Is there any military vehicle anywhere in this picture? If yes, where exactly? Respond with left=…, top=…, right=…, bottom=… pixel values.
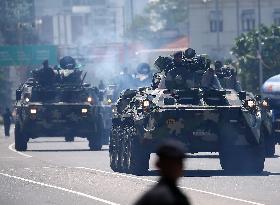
left=246, top=93, right=275, bottom=157
left=262, top=74, right=280, bottom=150
left=14, top=57, right=104, bottom=151
left=109, top=49, right=265, bottom=175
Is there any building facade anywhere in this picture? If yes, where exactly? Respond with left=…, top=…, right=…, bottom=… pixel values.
left=189, top=0, right=280, bottom=59
left=34, top=0, right=125, bottom=47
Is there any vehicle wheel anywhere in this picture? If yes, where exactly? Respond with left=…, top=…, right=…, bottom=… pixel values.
left=89, top=136, right=102, bottom=151
left=263, top=129, right=275, bottom=157
left=102, top=129, right=110, bottom=145
left=88, top=114, right=104, bottom=151
left=109, top=126, right=121, bottom=172
left=65, top=136, right=74, bottom=142
left=219, top=123, right=265, bottom=174
left=125, top=127, right=149, bottom=175
left=14, top=123, right=28, bottom=151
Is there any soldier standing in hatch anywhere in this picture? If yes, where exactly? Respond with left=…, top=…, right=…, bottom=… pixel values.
left=37, top=60, right=55, bottom=86
left=134, top=63, right=153, bottom=88
left=116, top=66, right=135, bottom=93
left=201, top=64, right=222, bottom=90
left=165, top=51, right=187, bottom=89
left=224, top=68, right=242, bottom=92
left=2, top=108, right=13, bottom=137
left=134, top=140, right=191, bottom=205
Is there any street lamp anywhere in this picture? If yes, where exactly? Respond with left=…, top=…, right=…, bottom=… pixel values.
left=257, top=0, right=263, bottom=90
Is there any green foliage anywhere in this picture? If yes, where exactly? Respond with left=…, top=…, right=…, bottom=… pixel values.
left=231, top=25, right=280, bottom=93
left=126, top=0, right=188, bottom=42
left=145, top=0, right=188, bottom=30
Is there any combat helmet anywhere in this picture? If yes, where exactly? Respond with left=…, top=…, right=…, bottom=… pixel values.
left=137, top=63, right=151, bottom=74
left=59, top=56, right=76, bottom=69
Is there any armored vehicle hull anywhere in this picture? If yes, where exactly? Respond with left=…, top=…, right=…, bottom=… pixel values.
left=109, top=88, right=265, bottom=175
left=14, top=77, right=104, bottom=151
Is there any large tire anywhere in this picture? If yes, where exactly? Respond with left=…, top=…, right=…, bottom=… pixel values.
left=109, top=127, right=121, bottom=172
left=123, top=126, right=150, bottom=175
left=89, top=136, right=102, bottom=151
left=263, top=128, right=275, bottom=157
left=14, top=123, right=27, bottom=151
left=65, top=136, right=74, bottom=142
left=219, top=123, right=265, bottom=174
left=88, top=114, right=104, bottom=151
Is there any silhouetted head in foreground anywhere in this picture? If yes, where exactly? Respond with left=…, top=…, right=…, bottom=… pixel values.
left=156, top=140, right=187, bottom=182
left=134, top=140, right=191, bottom=205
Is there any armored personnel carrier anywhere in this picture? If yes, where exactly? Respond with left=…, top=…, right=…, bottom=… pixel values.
left=14, top=57, right=104, bottom=151
left=109, top=49, right=265, bottom=175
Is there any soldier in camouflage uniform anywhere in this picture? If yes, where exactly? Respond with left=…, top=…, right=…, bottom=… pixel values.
left=201, top=65, right=222, bottom=90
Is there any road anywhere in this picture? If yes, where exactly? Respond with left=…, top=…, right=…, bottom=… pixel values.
left=0, top=125, right=279, bottom=205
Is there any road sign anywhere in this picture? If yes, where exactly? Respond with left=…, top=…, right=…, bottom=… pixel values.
left=0, top=45, right=58, bottom=66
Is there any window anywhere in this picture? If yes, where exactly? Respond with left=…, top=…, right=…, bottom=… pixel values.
left=241, top=9, right=255, bottom=32
left=273, top=9, right=280, bottom=26
left=209, top=10, right=223, bottom=32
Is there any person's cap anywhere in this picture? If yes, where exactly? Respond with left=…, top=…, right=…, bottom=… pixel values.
left=156, top=140, right=187, bottom=159
left=137, top=63, right=150, bottom=74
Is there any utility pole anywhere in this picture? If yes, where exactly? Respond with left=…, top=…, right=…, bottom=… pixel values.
left=215, top=0, right=221, bottom=58
left=258, top=0, right=263, bottom=90
left=187, top=0, right=190, bottom=47
left=236, top=0, right=240, bottom=37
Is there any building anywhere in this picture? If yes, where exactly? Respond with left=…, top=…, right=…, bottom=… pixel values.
left=188, top=0, right=280, bottom=60
left=34, top=0, right=125, bottom=47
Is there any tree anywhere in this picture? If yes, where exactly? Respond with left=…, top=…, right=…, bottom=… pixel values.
left=126, top=0, right=188, bottom=44
left=145, top=0, right=188, bottom=31
left=231, top=25, right=280, bottom=93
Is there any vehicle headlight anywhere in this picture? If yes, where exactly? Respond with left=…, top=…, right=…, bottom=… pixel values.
left=107, top=98, right=112, bottom=104
left=81, top=108, right=88, bottom=113
left=25, top=97, right=30, bottom=102
left=262, top=100, right=268, bottom=107
left=30, top=108, right=37, bottom=114
left=247, top=100, right=255, bottom=107
left=143, top=100, right=150, bottom=107
left=87, top=97, right=93, bottom=103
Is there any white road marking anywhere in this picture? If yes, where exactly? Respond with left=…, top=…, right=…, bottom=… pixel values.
left=75, top=167, right=265, bottom=205
left=8, top=143, right=32, bottom=158
left=0, top=172, right=120, bottom=205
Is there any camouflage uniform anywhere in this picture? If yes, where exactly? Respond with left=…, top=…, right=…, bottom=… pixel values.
left=201, top=69, right=222, bottom=90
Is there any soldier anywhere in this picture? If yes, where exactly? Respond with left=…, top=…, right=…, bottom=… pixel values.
left=201, top=65, right=222, bottom=90
left=134, top=63, right=153, bottom=87
left=2, top=108, right=13, bottom=137
left=153, top=56, right=173, bottom=89
left=36, top=60, right=55, bottom=86
left=214, top=60, right=224, bottom=79
left=98, top=80, right=106, bottom=90
left=134, top=140, right=191, bottom=205
left=224, top=68, right=242, bottom=92
left=116, top=67, right=135, bottom=92
left=59, top=56, right=82, bottom=84
left=165, top=51, right=194, bottom=89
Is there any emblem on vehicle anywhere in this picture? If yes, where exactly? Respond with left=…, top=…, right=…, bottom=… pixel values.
left=166, top=118, right=184, bottom=135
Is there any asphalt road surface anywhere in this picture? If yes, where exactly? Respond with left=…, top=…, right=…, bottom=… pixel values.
left=0, top=125, right=280, bottom=205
